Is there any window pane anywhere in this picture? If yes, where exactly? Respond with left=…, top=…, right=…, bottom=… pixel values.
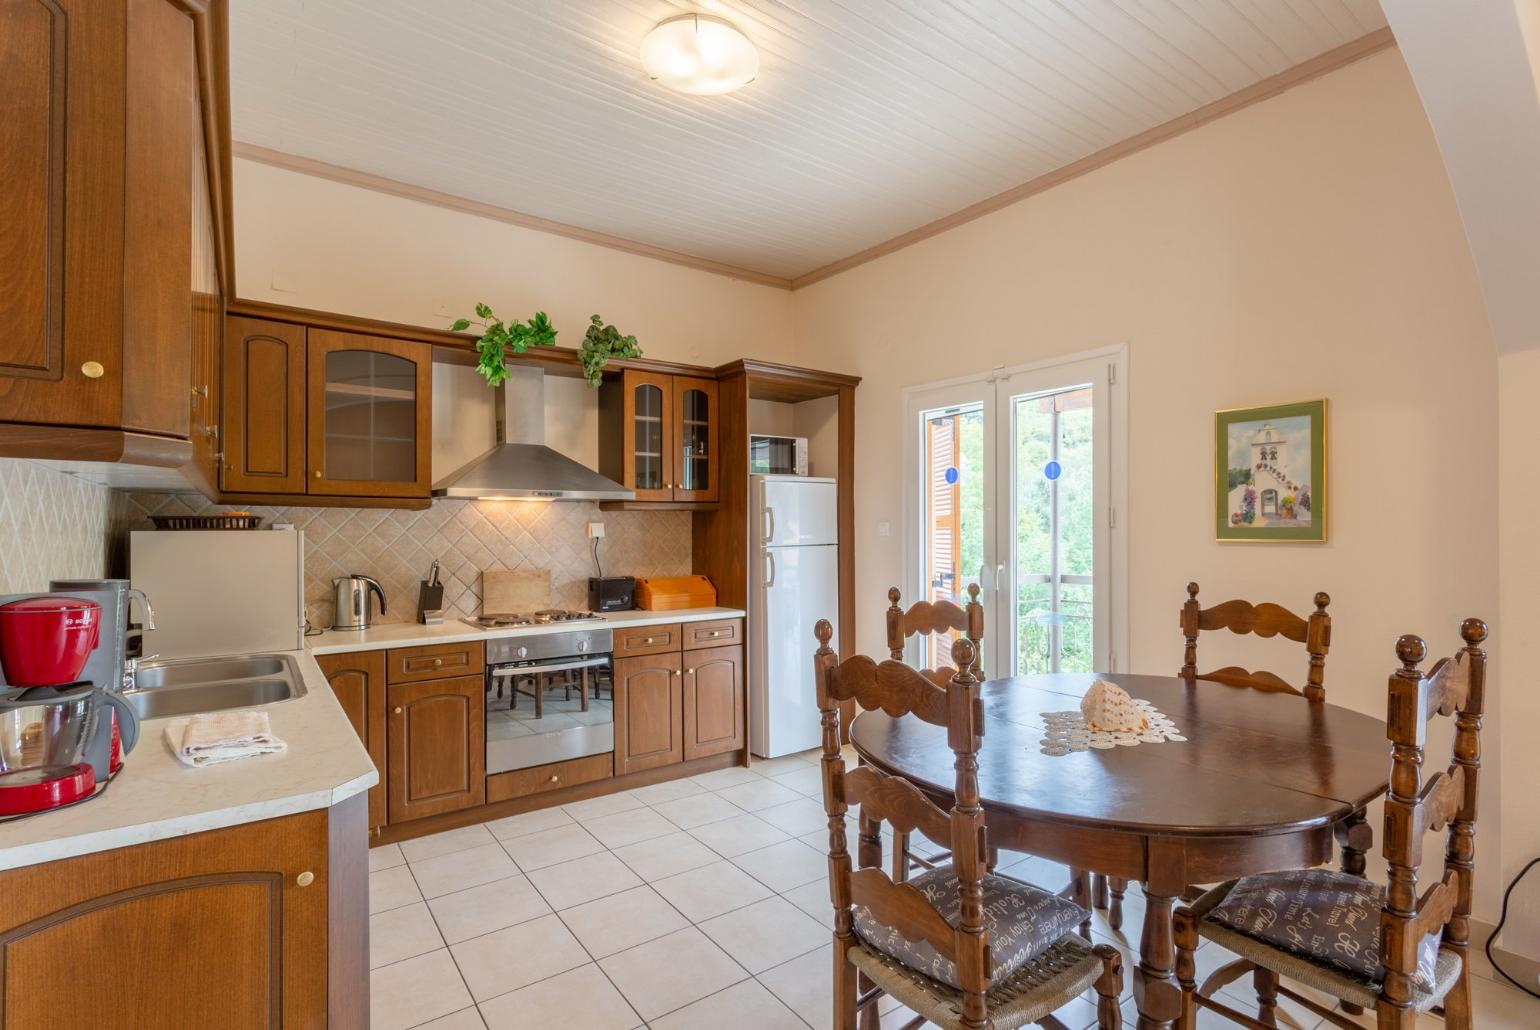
left=921, top=405, right=983, bottom=669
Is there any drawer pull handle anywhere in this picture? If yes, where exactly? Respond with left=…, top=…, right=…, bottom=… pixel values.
left=296, top=871, right=315, bottom=887
left=432, top=658, right=444, bottom=668
left=549, top=774, right=560, bottom=783
left=640, top=637, right=656, bottom=645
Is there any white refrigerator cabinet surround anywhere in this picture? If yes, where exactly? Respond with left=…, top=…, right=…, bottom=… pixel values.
left=129, top=530, right=306, bottom=658
left=751, top=475, right=838, bottom=758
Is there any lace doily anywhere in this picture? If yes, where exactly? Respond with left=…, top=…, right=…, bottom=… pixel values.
left=1038, top=698, right=1185, bottom=756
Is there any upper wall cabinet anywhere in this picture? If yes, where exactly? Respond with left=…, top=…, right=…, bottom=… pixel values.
left=599, top=370, right=719, bottom=505
left=221, top=319, right=432, bottom=502
left=0, top=0, right=226, bottom=466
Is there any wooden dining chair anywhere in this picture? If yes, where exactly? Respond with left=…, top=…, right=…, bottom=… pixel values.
left=1172, top=618, right=1488, bottom=1029
left=813, top=622, right=1123, bottom=1030
left=1089, top=582, right=1336, bottom=934
left=884, top=584, right=983, bottom=884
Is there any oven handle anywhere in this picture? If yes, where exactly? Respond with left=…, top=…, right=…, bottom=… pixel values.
left=489, top=656, right=611, bottom=677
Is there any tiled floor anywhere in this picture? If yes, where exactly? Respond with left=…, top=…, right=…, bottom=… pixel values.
left=369, top=748, right=1540, bottom=1029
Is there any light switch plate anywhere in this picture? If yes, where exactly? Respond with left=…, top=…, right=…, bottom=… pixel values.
left=877, top=521, right=891, bottom=537
left=586, top=521, right=605, bottom=538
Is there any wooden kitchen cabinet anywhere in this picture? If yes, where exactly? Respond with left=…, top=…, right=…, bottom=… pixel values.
left=0, top=801, right=367, bottom=1029
left=599, top=370, right=718, bottom=504
left=316, top=650, right=388, bottom=833
left=0, top=0, right=226, bottom=464
left=613, top=652, right=684, bottom=774
left=387, top=675, right=485, bottom=822
left=219, top=322, right=433, bottom=501
left=683, top=644, right=744, bottom=760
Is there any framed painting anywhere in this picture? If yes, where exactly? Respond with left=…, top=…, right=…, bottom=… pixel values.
left=1215, top=399, right=1326, bottom=542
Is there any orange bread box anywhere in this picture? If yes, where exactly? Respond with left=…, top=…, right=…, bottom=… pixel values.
left=635, top=575, right=717, bottom=611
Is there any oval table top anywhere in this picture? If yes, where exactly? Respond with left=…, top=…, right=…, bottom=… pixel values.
left=849, top=672, right=1390, bottom=839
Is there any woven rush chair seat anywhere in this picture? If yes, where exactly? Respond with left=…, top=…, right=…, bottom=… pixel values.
left=848, top=933, right=1106, bottom=1030
left=1189, top=879, right=1463, bottom=1014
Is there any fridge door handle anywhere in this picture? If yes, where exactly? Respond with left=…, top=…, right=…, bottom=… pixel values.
left=765, top=550, right=776, bottom=588
left=762, top=506, right=775, bottom=546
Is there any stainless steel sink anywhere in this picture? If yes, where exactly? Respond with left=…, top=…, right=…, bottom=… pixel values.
left=122, top=653, right=306, bottom=720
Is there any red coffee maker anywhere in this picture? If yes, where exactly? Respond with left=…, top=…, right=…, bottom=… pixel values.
left=0, top=597, right=139, bottom=816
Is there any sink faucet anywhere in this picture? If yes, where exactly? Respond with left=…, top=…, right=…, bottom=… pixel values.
left=123, top=654, right=160, bottom=692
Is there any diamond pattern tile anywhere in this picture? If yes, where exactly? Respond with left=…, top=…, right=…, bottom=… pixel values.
left=0, top=459, right=111, bottom=594
left=112, top=493, right=692, bottom=626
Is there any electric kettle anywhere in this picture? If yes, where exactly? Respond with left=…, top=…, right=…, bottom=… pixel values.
left=331, top=575, right=387, bottom=631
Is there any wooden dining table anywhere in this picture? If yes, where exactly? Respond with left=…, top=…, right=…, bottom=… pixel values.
left=848, top=671, right=1391, bottom=1030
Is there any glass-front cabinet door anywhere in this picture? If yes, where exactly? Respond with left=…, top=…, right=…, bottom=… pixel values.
left=672, top=376, right=718, bottom=502
left=306, top=329, right=432, bottom=497
left=623, top=371, right=675, bottom=502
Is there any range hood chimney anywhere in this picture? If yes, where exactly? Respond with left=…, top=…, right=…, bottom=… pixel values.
left=432, top=366, right=634, bottom=501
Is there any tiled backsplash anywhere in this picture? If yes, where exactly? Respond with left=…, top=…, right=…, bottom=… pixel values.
left=0, top=460, right=111, bottom=594
left=112, top=493, right=692, bottom=627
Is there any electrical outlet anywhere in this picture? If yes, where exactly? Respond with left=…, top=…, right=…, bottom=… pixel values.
left=877, top=521, right=891, bottom=538
left=586, top=521, right=605, bottom=539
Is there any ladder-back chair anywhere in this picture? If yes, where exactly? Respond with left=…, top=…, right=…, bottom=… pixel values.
left=884, top=584, right=984, bottom=884
left=1173, top=618, right=1488, bottom=1029
left=814, top=622, right=1122, bottom=1030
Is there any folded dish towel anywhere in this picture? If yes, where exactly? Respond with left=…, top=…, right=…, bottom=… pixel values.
left=165, top=711, right=288, bottom=767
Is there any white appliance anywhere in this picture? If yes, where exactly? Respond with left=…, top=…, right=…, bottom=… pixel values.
left=129, top=530, right=306, bottom=658
left=750, top=475, right=838, bottom=757
left=749, top=434, right=809, bottom=476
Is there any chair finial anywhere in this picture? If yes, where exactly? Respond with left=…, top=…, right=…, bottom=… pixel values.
left=1460, top=618, right=1488, bottom=646
left=966, top=582, right=980, bottom=604
left=1395, top=634, right=1426, bottom=669
left=950, top=637, right=976, bottom=675
left=814, top=619, right=833, bottom=652
left=1314, top=591, right=1330, bottom=612
left=1186, top=581, right=1200, bottom=600
left=887, top=587, right=901, bottom=608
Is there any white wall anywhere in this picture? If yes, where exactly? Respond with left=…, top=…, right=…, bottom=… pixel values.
left=792, top=49, right=1507, bottom=921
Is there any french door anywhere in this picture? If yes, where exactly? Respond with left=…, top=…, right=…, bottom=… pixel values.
left=905, top=348, right=1126, bottom=676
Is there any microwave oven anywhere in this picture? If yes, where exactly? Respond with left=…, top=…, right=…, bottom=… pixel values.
left=749, top=434, right=808, bottom=476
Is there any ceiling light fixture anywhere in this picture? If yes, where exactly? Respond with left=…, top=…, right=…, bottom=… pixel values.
left=640, top=13, right=758, bottom=95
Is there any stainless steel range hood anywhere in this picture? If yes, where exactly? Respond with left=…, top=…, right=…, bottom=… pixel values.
left=432, top=366, right=634, bottom=501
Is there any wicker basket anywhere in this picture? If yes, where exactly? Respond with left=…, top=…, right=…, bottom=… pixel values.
left=149, top=513, right=263, bottom=531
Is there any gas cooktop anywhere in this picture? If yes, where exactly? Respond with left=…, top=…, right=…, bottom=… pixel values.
left=461, top=609, right=604, bottom=629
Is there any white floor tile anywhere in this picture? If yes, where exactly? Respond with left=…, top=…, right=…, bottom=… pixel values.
left=652, top=860, right=775, bottom=922
left=755, top=796, right=830, bottom=836
left=758, top=943, right=833, bottom=1030
left=412, top=843, right=521, bottom=900
left=780, top=879, right=834, bottom=928
left=525, top=850, right=642, bottom=911
left=750, top=753, right=820, bottom=777
left=581, top=806, right=678, bottom=849
left=689, top=813, right=789, bottom=857
left=627, top=778, right=707, bottom=805
left=427, top=874, right=550, bottom=945
left=611, top=831, right=721, bottom=882
left=732, top=838, right=829, bottom=892
left=769, top=764, right=826, bottom=797
left=690, top=765, right=765, bottom=790
left=714, top=778, right=804, bottom=812
left=484, top=806, right=574, bottom=841
left=369, top=949, right=473, bottom=1030
left=477, top=963, right=640, bottom=1030
left=449, top=913, right=590, bottom=1002
left=370, top=864, right=423, bottom=914
left=650, top=977, right=806, bottom=1030
left=559, top=884, right=689, bottom=958
left=369, top=842, right=405, bottom=872
left=498, top=822, right=605, bottom=871
left=370, top=901, right=445, bottom=969
left=563, top=791, right=644, bottom=821
left=399, top=823, right=497, bottom=864
left=598, top=926, right=749, bottom=1021
left=411, top=1007, right=485, bottom=1029
left=697, top=895, right=828, bottom=973
left=651, top=792, right=744, bottom=829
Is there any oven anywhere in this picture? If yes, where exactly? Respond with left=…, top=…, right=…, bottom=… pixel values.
left=483, top=626, right=614, bottom=775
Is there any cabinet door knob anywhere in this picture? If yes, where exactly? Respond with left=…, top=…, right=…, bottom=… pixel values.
left=673, top=669, right=681, bottom=678
left=549, top=774, right=560, bottom=783
left=314, top=470, right=323, bottom=478
left=393, top=707, right=403, bottom=714
left=81, top=361, right=105, bottom=379
left=432, top=658, right=443, bottom=668
left=296, top=871, right=315, bottom=887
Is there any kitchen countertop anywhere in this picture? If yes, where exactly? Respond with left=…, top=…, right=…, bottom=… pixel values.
left=306, top=606, right=747, bottom=654
left=0, top=650, right=377, bottom=872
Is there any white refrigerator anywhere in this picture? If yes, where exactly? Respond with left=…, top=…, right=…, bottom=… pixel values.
left=750, top=475, right=838, bottom=758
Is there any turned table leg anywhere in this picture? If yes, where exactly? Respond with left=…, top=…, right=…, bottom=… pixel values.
left=1336, top=809, right=1372, bottom=1016
left=1135, top=887, right=1183, bottom=1030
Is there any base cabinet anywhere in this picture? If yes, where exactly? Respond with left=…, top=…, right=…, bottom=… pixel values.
left=613, top=653, right=684, bottom=774
left=387, top=675, right=485, bottom=822
left=684, top=644, right=744, bottom=760
left=0, top=802, right=366, bottom=1029
left=317, top=650, right=388, bottom=834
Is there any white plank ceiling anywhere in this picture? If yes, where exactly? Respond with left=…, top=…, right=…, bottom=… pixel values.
left=230, top=0, right=1388, bottom=281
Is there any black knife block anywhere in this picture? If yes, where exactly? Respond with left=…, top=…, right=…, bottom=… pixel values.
left=417, top=580, right=445, bottom=622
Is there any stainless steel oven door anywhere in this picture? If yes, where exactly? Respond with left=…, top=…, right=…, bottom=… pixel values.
left=484, top=653, right=613, bottom=775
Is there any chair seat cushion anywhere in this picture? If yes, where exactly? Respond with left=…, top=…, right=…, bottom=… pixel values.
left=1206, top=869, right=1439, bottom=989
left=852, top=865, right=1089, bottom=991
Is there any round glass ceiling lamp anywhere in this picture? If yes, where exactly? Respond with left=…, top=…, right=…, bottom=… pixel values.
left=640, top=14, right=758, bottom=95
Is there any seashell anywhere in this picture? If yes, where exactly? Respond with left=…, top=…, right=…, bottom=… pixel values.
left=1079, top=679, right=1149, bottom=733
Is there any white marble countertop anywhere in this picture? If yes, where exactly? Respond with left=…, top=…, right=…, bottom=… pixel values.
left=0, top=650, right=377, bottom=872
left=306, top=606, right=747, bottom=655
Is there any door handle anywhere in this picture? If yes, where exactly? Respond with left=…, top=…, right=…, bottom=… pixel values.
left=763, top=506, right=775, bottom=545
left=765, top=551, right=776, bottom=589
